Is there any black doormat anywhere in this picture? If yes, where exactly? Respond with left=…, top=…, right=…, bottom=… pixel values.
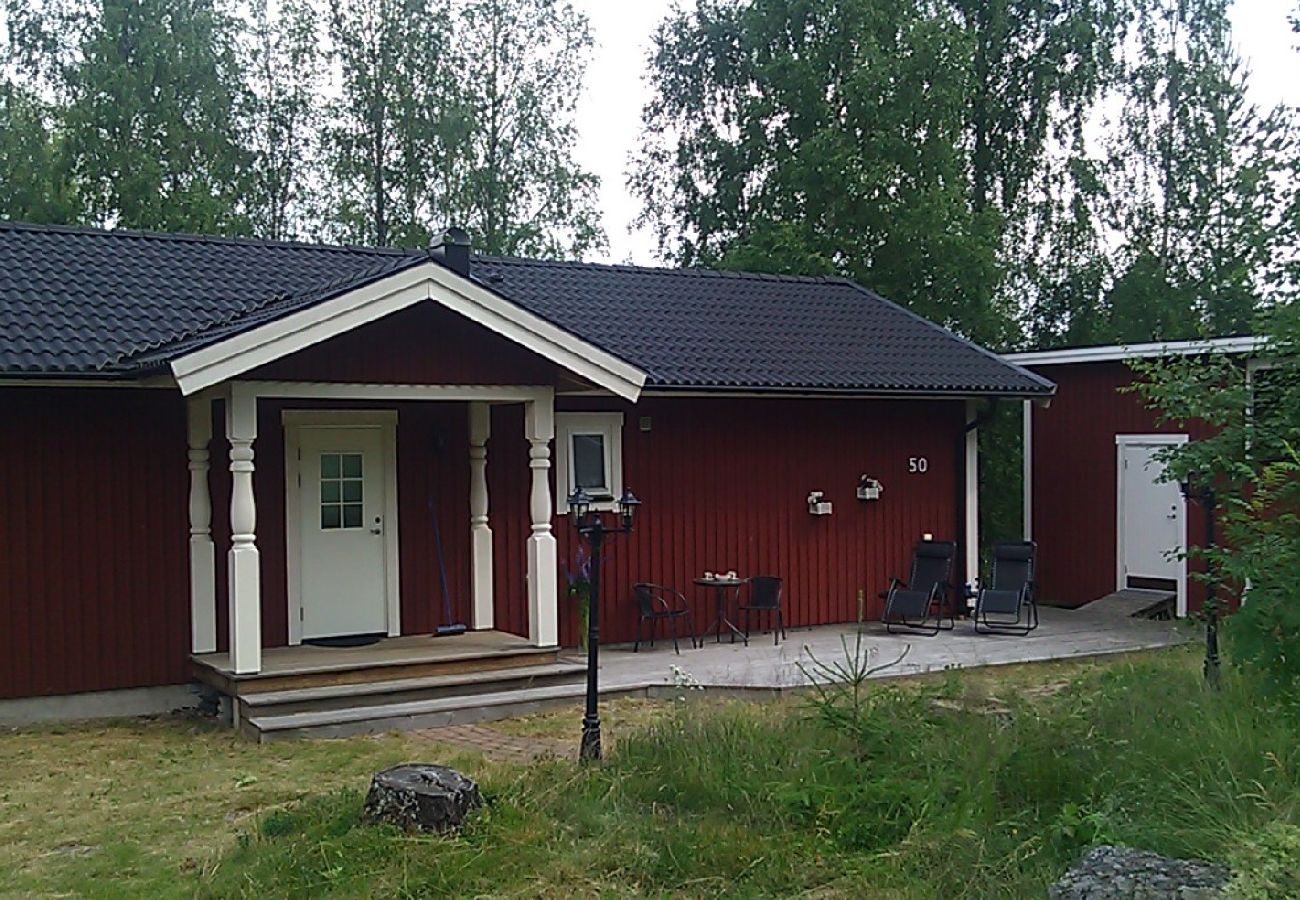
left=303, top=632, right=385, bottom=648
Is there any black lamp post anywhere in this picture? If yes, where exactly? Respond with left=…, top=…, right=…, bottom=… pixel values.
left=567, top=486, right=641, bottom=761
left=1179, top=471, right=1220, bottom=687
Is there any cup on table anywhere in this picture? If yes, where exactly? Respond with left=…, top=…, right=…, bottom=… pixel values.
left=703, top=571, right=714, bottom=580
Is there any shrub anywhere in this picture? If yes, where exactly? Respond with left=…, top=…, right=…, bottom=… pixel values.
left=1131, top=303, right=1300, bottom=693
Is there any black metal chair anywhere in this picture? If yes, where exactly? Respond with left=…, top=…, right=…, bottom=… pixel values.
left=737, top=576, right=786, bottom=645
left=973, top=541, right=1038, bottom=635
left=632, top=583, right=696, bottom=654
left=881, top=540, right=957, bottom=635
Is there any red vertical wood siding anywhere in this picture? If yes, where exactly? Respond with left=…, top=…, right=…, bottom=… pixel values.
left=1029, top=362, right=1214, bottom=610
left=489, top=397, right=966, bottom=645
left=3, top=302, right=972, bottom=699
left=0, top=388, right=190, bottom=699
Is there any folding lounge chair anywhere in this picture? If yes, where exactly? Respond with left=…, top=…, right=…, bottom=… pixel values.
left=882, top=540, right=957, bottom=635
left=973, top=541, right=1038, bottom=635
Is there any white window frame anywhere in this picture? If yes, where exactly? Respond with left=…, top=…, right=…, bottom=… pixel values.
left=555, top=412, right=624, bottom=513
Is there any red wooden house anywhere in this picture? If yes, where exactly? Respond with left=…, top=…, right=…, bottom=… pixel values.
left=1006, top=337, right=1260, bottom=618
left=0, top=222, right=1052, bottom=728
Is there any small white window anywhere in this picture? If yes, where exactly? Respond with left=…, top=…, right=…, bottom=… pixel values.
left=556, top=412, right=624, bottom=512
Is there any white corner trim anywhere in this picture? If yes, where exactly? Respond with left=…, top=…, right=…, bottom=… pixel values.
left=1022, top=399, right=1033, bottom=542
left=964, top=401, right=979, bottom=588
left=168, top=261, right=647, bottom=400
left=1114, top=433, right=1189, bottom=618
left=1004, top=336, right=1261, bottom=367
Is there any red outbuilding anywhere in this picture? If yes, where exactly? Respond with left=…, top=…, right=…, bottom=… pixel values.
left=0, top=222, right=1052, bottom=729
left=1006, top=338, right=1260, bottom=619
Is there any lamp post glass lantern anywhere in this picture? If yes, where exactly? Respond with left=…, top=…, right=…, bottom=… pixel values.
left=567, top=487, right=641, bottom=761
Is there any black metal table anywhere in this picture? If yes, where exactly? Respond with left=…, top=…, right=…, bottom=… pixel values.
left=694, top=576, right=747, bottom=646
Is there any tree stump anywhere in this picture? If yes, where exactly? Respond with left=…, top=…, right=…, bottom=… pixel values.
left=361, top=764, right=482, bottom=834
left=1050, top=846, right=1230, bottom=899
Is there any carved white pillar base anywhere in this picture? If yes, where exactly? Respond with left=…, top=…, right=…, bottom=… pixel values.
left=527, top=532, right=559, bottom=647
left=228, top=544, right=262, bottom=674
left=471, top=526, right=494, bottom=629
left=189, top=539, right=217, bottom=653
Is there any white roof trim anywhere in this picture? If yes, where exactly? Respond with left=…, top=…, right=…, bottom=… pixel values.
left=1003, top=336, right=1262, bottom=366
left=168, top=260, right=648, bottom=400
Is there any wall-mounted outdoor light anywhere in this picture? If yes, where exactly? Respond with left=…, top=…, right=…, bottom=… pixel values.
left=807, top=491, right=833, bottom=515
left=857, top=475, right=883, bottom=501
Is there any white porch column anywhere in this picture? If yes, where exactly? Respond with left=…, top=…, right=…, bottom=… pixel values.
left=187, top=396, right=217, bottom=654
left=468, top=401, right=494, bottom=630
left=524, top=393, right=559, bottom=647
left=964, top=400, right=980, bottom=591
left=226, top=384, right=261, bottom=674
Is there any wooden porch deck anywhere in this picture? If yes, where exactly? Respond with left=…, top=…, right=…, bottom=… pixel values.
left=190, top=630, right=557, bottom=696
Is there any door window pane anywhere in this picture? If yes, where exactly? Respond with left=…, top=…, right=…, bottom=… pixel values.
left=321, top=505, right=341, bottom=529
left=572, top=433, right=608, bottom=495
left=320, top=452, right=364, bottom=530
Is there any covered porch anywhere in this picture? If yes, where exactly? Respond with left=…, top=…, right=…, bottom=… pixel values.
left=184, top=381, right=565, bottom=677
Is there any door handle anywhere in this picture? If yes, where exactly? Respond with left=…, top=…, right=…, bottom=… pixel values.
left=370, top=516, right=383, bottom=535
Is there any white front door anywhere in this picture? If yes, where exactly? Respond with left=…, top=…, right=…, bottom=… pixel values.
left=1118, top=439, right=1184, bottom=588
left=298, top=426, right=391, bottom=638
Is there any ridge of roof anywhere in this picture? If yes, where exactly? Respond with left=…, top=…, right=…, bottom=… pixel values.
left=2, top=221, right=860, bottom=285
left=0, top=218, right=413, bottom=257
left=476, top=253, right=855, bottom=286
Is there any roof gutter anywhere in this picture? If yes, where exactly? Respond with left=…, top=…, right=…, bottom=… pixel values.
left=641, top=384, right=1056, bottom=400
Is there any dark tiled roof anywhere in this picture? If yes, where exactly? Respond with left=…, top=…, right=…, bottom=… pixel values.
left=0, top=221, right=1052, bottom=395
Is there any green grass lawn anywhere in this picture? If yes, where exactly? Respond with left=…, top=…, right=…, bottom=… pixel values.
left=3, top=648, right=1298, bottom=898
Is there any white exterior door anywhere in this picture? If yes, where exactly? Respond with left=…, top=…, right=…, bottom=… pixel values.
left=298, top=426, right=391, bottom=638
left=1118, top=438, right=1184, bottom=588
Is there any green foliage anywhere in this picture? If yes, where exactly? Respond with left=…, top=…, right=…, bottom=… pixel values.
left=1091, top=0, right=1296, bottom=345
left=1227, top=823, right=1300, bottom=899
left=200, top=650, right=1300, bottom=897
left=242, top=0, right=324, bottom=240
left=1131, top=303, right=1300, bottom=693
left=62, top=0, right=251, bottom=234
left=634, top=0, right=1126, bottom=346
left=435, top=0, right=605, bottom=258
left=0, top=82, right=77, bottom=222
left=636, top=0, right=1298, bottom=351
left=324, top=0, right=454, bottom=247
left=1, top=0, right=602, bottom=254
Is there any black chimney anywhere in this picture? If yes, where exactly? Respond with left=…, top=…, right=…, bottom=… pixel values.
left=431, top=226, right=471, bottom=276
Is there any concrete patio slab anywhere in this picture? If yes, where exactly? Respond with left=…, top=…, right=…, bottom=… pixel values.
left=583, top=605, right=1189, bottom=695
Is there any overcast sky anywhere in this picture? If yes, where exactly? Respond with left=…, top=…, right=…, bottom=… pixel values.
left=570, top=0, right=1300, bottom=265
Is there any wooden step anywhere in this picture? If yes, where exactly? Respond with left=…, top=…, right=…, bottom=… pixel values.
left=244, top=680, right=599, bottom=742
left=191, top=642, right=553, bottom=691
left=236, top=661, right=586, bottom=717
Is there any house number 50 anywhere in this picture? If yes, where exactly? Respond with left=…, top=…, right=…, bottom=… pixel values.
left=908, top=457, right=929, bottom=473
